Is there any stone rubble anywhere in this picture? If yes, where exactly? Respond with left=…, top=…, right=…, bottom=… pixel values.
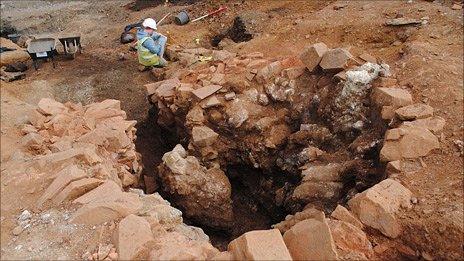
left=139, top=43, right=444, bottom=253
left=3, top=38, right=447, bottom=259
left=371, top=80, right=444, bottom=174
left=8, top=98, right=220, bottom=260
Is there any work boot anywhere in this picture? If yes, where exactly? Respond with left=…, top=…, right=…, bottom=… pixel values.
left=157, top=57, right=168, bottom=67
left=138, top=65, right=149, bottom=72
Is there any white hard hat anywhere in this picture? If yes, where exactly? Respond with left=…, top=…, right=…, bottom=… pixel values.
left=142, top=18, right=157, bottom=30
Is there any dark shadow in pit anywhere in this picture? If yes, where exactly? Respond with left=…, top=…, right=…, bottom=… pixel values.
left=198, top=165, right=296, bottom=251
left=135, top=106, right=177, bottom=190
left=135, top=107, right=291, bottom=250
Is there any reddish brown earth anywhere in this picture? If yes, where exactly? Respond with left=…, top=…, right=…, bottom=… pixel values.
left=1, top=0, right=463, bottom=260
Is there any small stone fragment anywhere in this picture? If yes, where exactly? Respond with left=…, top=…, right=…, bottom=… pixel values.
left=300, top=42, right=329, bottom=72
left=371, top=87, right=413, bottom=108
left=224, top=92, right=236, bottom=101
left=359, top=53, right=377, bottom=64
left=200, top=95, right=222, bottom=109
left=192, top=85, right=222, bottom=100
left=395, top=103, right=434, bottom=120
left=386, top=160, right=402, bottom=174
left=452, top=3, right=462, bottom=10
left=191, top=126, right=219, bottom=147
left=331, top=205, right=363, bottom=229
left=282, top=67, right=305, bottom=79
left=12, top=225, right=23, bottom=236
left=319, top=48, right=352, bottom=72
left=273, top=208, right=325, bottom=233
left=18, top=210, right=32, bottom=221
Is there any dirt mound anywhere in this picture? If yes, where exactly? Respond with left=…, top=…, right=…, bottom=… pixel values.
left=126, top=0, right=200, bottom=11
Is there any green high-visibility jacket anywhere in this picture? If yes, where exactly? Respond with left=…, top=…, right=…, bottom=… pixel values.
left=137, top=36, right=160, bottom=67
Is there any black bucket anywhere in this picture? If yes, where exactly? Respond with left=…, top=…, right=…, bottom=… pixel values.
left=175, top=11, right=190, bottom=25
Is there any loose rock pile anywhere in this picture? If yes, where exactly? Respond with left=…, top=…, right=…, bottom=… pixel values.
left=148, top=43, right=397, bottom=224
left=5, top=98, right=221, bottom=260
left=3, top=39, right=446, bottom=259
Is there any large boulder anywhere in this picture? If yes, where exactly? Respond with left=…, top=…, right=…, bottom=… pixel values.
left=228, top=229, right=292, bottom=260
left=283, top=219, right=338, bottom=260
left=158, top=145, right=233, bottom=229
left=348, top=179, right=412, bottom=238
left=380, top=126, right=439, bottom=162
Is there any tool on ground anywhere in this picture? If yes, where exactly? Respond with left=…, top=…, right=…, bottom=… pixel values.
left=157, top=12, right=171, bottom=26
left=191, top=6, right=227, bottom=23
left=27, top=38, right=57, bottom=69
left=175, top=6, right=227, bottom=25
left=58, top=36, right=82, bottom=59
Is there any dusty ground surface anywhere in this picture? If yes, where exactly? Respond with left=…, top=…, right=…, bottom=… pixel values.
left=1, top=0, right=463, bottom=259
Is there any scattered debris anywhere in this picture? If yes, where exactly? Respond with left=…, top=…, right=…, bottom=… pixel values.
left=386, top=18, right=422, bottom=26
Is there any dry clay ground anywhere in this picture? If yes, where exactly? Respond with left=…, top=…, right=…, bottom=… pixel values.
left=0, top=0, right=463, bottom=259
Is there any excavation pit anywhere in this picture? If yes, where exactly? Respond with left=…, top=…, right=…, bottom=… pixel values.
left=136, top=50, right=394, bottom=249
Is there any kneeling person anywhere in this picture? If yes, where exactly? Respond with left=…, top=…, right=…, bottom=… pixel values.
left=136, top=18, right=167, bottom=68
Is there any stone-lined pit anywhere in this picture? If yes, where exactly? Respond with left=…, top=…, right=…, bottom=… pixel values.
left=135, top=45, right=396, bottom=250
